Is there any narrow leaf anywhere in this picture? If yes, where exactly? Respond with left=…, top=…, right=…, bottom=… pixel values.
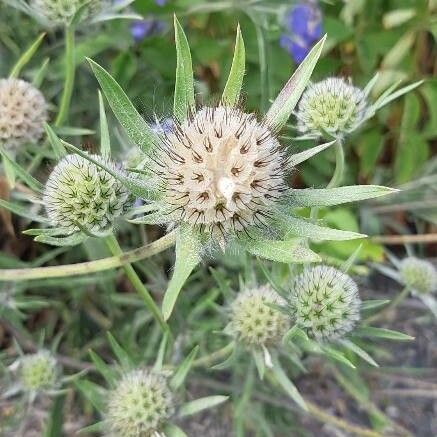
left=9, top=32, right=46, bottom=78
left=289, top=186, right=398, bottom=207
left=44, top=123, right=66, bottom=159
left=34, top=232, right=88, bottom=247
left=0, top=198, right=49, bottom=224
left=170, top=346, right=199, bottom=390
left=164, top=424, right=188, bottom=437
left=88, top=350, right=116, bottom=385
left=353, top=326, right=414, bottom=341
left=87, top=58, right=158, bottom=153
left=360, top=300, right=390, bottom=312
left=98, top=90, right=111, bottom=158
left=106, top=332, right=134, bottom=369
left=178, top=396, right=228, bottom=418
left=322, top=345, right=356, bottom=369
left=153, top=332, right=168, bottom=372
left=289, top=140, right=335, bottom=166
left=339, top=339, right=378, bottom=367
left=222, top=24, right=245, bottom=106
left=173, top=15, right=195, bottom=121
left=374, top=80, right=423, bottom=110
left=162, top=228, right=200, bottom=321
left=265, top=35, right=326, bottom=130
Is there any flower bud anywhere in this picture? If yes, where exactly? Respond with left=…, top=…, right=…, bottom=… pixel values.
left=106, top=369, right=174, bottom=437
left=19, top=351, right=58, bottom=392
left=229, top=285, right=289, bottom=347
left=399, top=257, right=437, bottom=294
left=0, top=78, right=48, bottom=149
left=43, top=154, right=131, bottom=235
left=289, top=266, right=361, bottom=342
left=296, top=77, right=367, bottom=137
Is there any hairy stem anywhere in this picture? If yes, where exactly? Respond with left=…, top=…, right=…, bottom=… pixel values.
left=104, top=234, right=169, bottom=334
left=0, top=231, right=176, bottom=282
left=55, top=25, right=75, bottom=126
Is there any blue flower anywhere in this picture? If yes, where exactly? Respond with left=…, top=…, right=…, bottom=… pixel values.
left=280, top=1, right=323, bottom=64
left=155, top=0, right=167, bottom=5
left=130, top=19, right=166, bottom=42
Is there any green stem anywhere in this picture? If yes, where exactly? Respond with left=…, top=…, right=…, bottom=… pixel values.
left=55, top=25, right=75, bottom=126
left=104, top=234, right=169, bottom=334
left=366, top=287, right=409, bottom=324
left=327, top=138, right=345, bottom=189
left=0, top=231, right=176, bottom=282
left=192, top=342, right=235, bottom=368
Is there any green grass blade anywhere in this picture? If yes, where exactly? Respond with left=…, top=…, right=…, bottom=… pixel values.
left=9, top=32, right=46, bottom=78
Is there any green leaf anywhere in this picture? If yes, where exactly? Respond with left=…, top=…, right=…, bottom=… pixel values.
left=43, top=394, right=64, bottom=437
left=88, top=350, right=116, bottom=385
left=373, top=80, right=423, bottom=112
left=173, top=15, right=195, bottom=121
left=283, top=215, right=366, bottom=241
left=288, top=140, right=335, bottom=166
left=44, top=123, right=67, bottom=159
left=106, top=332, right=134, bottom=369
left=153, top=332, right=168, bottom=372
left=271, top=356, right=307, bottom=411
left=77, top=422, right=106, bottom=434
left=353, top=326, right=414, bottom=341
left=75, top=380, right=106, bottom=411
left=222, top=24, right=245, bottom=106
left=242, top=238, right=321, bottom=263
left=163, top=423, right=188, bottom=437
left=87, top=58, right=158, bottom=153
left=0, top=198, right=50, bottom=224
left=170, top=346, right=199, bottom=390
left=265, top=35, right=326, bottom=130
left=178, top=396, right=228, bottom=418
left=9, top=32, right=46, bottom=78
left=98, top=90, right=111, bottom=158
left=360, top=300, right=390, bottom=312
left=34, top=233, right=88, bottom=247
left=162, top=227, right=200, bottom=321
left=339, top=339, right=378, bottom=367
left=0, top=149, right=44, bottom=193
left=2, top=156, right=15, bottom=188
left=253, top=348, right=266, bottom=380
left=289, top=186, right=397, bottom=207
left=322, top=345, right=356, bottom=369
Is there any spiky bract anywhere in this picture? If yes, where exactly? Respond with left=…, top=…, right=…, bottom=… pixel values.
left=399, top=257, right=437, bottom=294
left=147, top=106, right=287, bottom=246
left=43, top=154, right=131, bottom=235
left=296, top=77, right=367, bottom=137
left=0, top=78, right=47, bottom=149
left=229, top=285, right=289, bottom=347
left=288, top=266, right=361, bottom=342
left=106, top=369, right=174, bottom=437
left=30, top=0, right=103, bottom=25
left=19, top=351, right=58, bottom=392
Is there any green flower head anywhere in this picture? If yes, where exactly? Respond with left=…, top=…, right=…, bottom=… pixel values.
left=19, top=351, right=58, bottom=392
left=399, top=257, right=437, bottom=294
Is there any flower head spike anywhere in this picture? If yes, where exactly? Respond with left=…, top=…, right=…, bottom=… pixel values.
left=399, top=257, right=437, bottom=295
left=229, top=284, right=289, bottom=347
left=0, top=78, right=48, bottom=150
left=296, top=77, right=367, bottom=138
left=106, top=369, right=174, bottom=437
left=19, top=350, right=59, bottom=392
left=288, top=266, right=361, bottom=342
left=43, top=153, right=132, bottom=236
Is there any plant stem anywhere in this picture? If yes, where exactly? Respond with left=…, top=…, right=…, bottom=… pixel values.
left=104, top=234, right=169, bottom=334
left=327, top=138, right=345, bottom=188
left=366, top=286, right=409, bottom=324
left=0, top=230, right=176, bottom=282
left=55, top=25, right=75, bottom=126
left=192, top=342, right=235, bottom=368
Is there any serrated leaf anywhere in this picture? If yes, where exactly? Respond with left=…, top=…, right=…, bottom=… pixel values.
left=173, top=15, right=195, bottom=121
left=339, top=339, right=378, bottom=367
left=98, top=90, right=111, bottom=158
left=107, top=332, right=134, bottom=369
left=178, top=396, right=228, bottom=418
left=87, top=58, right=158, bottom=153
left=353, top=326, right=414, bottom=341
left=222, top=24, right=245, bottom=106
left=289, top=140, right=335, bottom=166
left=266, top=35, right=326, bottom=131
left=162, top=227, right=200, bottom=320
left=170, top=346, right=199, bottom=390
left=242, top=237, right=321, bottom=263
left=283, top=215, right=366, bottom=241
left=9, top=32, right=46, bottom=78
left=289, top=186, right=397, bottom=208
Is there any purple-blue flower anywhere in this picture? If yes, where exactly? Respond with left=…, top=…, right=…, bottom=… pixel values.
left=280, top=1, right=323, bottom=64
left=155, top=0, right=167, bottom=5
left=130, top=19, right=166, bottom=43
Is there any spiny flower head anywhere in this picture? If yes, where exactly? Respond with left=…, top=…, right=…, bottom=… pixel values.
left=0, top=78, right=48, bottom=149
left=19, top=351, right=58, bottom=392
left=106, top=369, right=174, bottom=437
left=229, top=284, right=289, bottom=347
left=296, top=77, right=367, bottom=138
left=30, top=0, right=103, bottom=25
left=288, top=266, right=361, bottom=342
left=43, top=154, right=131, bottom=236
left=150, top=106, right=286, bottom=246
left=399, top=257, right=437, bottom=294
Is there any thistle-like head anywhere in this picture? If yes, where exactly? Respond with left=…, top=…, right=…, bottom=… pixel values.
left=43, top=154, right=131, bottom=236
left=152, top=106, right=286, bottom=245
left=288, top=266, right=361, bottom=342
left=229, top=284, right=289, bottom=347
left=296, top=77, right=367, bottom=138
left=30, top=0, right=103, bottom=25
left=19, top=351, right=58, bottom=392
left=106, top=369, right=174, bottom=437
left=399, top=257, right=437, bottom=294
left=0, top=78, right=48, bottom=149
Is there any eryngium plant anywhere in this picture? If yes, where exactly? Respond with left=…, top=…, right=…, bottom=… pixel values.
left=19, top=350, right=59, bottom=392
left=399, top=257, right=437, bottom=295
left=288, top=266, right=361, bottom=342
left=0, top=78, right=48, bottom=149
left=43, top=153, right=132, bottom=237
left=80, top=18, right=396, bottom=320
